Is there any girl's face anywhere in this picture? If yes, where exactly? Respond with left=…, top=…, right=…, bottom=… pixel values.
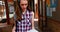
left=20, top=0, right=28, bottom=11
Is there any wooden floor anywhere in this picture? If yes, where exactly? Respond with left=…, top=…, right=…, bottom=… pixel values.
left=0, top=23, right=12, bottom=32
left=47, top=18, right=60, bottom=32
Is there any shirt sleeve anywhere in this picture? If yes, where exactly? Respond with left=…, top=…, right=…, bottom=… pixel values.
left=30, top=11, right=34, bottom=20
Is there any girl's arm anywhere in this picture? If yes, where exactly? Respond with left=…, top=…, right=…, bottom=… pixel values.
left=10, top=14, right=16, bottom=32
left=31, top=12, right=34, bottom=29
left=12, top=26, right=16, bottom=32
left=11, top=17, right=16, bottom=32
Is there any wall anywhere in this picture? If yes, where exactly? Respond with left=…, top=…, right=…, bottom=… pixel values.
left=51, top=0, right=60, bottom=21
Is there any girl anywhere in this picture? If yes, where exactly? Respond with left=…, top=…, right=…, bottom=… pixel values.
left=12, top=0, right=34, bottom=32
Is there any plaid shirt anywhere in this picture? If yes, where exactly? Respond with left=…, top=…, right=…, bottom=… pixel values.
left=14, top=10, right=33, bottom=32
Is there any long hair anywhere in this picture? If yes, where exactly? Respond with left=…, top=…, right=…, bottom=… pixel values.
left=15, top=0, right=32, bottom=21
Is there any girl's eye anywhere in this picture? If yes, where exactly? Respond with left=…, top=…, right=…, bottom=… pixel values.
left=21, top=4, right=27, bottom=6
left=25, top=4, right=27, bottom=5
left=21, top=4, right=24, bottom=6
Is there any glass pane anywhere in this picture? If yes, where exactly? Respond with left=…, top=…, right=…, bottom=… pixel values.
left=0, top=0, right=6, bottom=23
left=7, top=0, right=14, bottom=19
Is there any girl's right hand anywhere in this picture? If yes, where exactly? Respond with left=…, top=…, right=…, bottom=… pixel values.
left=12, top=26, right=16, bottom=32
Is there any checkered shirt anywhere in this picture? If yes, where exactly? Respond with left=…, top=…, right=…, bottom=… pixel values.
left=14, top=10, right=33, bottom=32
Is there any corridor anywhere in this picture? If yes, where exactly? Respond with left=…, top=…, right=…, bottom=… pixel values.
left=0, top=0, right=60, bottom=32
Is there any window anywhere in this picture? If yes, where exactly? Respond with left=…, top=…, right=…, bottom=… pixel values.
left=0, top=1, right=7, bottom=23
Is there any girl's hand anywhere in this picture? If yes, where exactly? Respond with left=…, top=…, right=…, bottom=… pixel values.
left=12, top=26, right=16, bottom=32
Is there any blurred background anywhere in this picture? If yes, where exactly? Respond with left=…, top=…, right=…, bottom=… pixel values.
left=0, top=0, right=60, bottom=32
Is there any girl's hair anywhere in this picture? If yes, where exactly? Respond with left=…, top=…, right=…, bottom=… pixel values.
left=15, top=0, right=32, bottom=21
